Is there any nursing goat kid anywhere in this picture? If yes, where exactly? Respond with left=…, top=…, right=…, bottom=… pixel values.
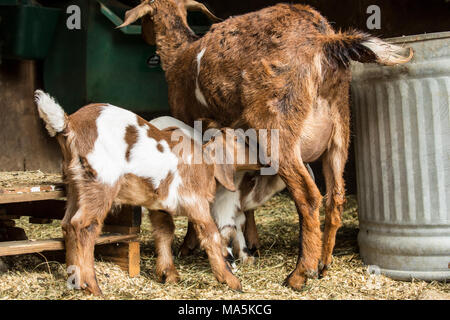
left=119, top=0, right=413, bottom=289
left=151, top=116, right=314, bottom=264
left=34, top=90, right=261, bottom=295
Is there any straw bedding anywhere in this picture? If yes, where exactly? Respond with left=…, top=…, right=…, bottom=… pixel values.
left=0, top=171, right=448, bottom=300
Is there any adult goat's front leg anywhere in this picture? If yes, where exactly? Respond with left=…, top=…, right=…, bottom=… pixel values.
left=279, top=158, right=323, bottom=290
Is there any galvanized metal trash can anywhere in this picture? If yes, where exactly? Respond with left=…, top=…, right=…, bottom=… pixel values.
left=351, top=32, right=450, bottom=281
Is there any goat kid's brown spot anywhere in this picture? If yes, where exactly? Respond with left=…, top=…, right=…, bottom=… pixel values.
left=156, top=171, right=174, bottom=199
left=79, top=156, right=97, bottom=179
left=68, top=104, right=105, bottom=157
left=116, top=174, right=157, bottom=207
left=136, top=115, right=147, bottom=128
left=125, top=125, right=138, bottom=161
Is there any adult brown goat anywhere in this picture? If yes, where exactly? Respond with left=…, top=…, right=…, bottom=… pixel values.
left=119, top=0, right=413, bottom=290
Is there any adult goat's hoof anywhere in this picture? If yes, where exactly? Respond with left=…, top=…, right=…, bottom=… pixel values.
left=284, top=272, right=307, bottom=291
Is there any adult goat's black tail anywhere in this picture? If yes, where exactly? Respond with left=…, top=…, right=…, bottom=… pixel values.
left=321, top=29, right=413, bottom=68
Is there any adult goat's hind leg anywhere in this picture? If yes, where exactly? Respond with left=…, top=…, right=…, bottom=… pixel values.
left=149, top=210, right=180, bottom=283
left=320, top=122, right=348, bottom=277
left=279, top=157, right=322, bottom=290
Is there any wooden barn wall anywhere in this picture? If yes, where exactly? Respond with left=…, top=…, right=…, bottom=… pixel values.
left=0, top=60, right=62, bottom=173
left=1, top=0, right=448, bottom=188
left=204, top=0, right=450, bottom=38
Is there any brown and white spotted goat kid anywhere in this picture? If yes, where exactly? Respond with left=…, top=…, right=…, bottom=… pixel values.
left=35, top=90, right=250, bottom=295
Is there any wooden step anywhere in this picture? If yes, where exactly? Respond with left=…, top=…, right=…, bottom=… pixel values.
left=0, top=233, right=137, bottom=257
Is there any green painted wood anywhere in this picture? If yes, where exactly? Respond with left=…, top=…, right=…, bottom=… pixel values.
left=0, top=4, right=61, bottom=60
left=43, top=0, right=212, bottom=114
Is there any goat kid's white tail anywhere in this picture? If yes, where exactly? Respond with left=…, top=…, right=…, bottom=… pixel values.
left=34, top=90, right=67, bottom=137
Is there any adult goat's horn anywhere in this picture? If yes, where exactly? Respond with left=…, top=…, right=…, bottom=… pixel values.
left=117, top=0, right=154, bottom=29
left=184, top=0, right=222, bottom=22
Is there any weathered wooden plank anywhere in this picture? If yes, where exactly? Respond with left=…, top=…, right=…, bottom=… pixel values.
left=0, top=233, right=137, bottom=257
left=0, top=184, right=64, bottom=195
left=102, top=225, right=140, bottom=235
left=0, top=59, right=61, bottom=172
left=0, top=190, right=65, bottom=204
left=96, top=241, right=140, bottom=277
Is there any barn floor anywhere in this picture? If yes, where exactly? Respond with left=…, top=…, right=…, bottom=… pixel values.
left=0, top=192, right=448, bottom=300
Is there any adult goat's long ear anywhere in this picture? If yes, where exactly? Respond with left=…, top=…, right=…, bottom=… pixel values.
left=184, top=0, right=222, bottom=22
left=117, top=1, right=154, bottom=29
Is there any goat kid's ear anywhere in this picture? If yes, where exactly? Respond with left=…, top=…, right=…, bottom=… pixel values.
left=203, top=128, right=235, bottom=191
left=117, top=1, right=154, bottom=29
left=214, top=163, right=236, bottom=192
left=184, top=0, right=222, bottom=22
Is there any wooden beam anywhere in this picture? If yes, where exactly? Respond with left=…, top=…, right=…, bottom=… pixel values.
left=103, top=225, right=140, bottom=235
left=0, top=233, right=137, bottom=257
left=96, top=241, right=140, bottom=277
left=0, top=190, right=65, bottom=204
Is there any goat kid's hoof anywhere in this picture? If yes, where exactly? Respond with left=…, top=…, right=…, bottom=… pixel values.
left=318, top=261, right=329, bottom=278
left=158, top=269, right=180, bottom=284
left=240, top=254, right=255, bottom=265
left=247, top=247, right=258, bottom=256
left=81, top=281, right=103, bottom=296
left=284, top=273, right=307, bottom=291
left=225, top=275, right=242, bottom=292
left=247, top=241, right=261, bottom=253
left=305, top=269, right=319, bottom=279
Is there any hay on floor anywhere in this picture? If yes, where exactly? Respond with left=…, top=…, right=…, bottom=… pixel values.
left=0, top=191, right=448, bottom=300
